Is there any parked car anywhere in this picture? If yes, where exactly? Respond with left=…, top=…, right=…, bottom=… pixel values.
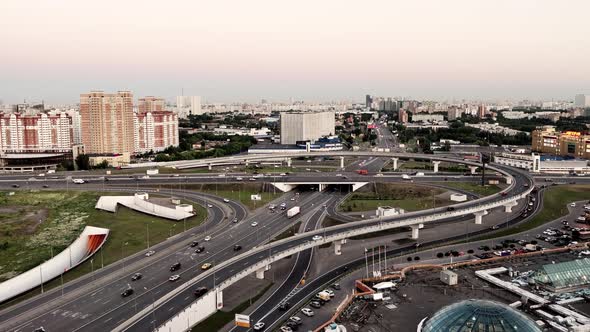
left=301, top=308, right=314, bottom=317
left=310, top=301, right=321, bottom=308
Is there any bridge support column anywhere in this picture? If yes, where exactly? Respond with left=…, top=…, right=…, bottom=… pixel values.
left=505, top=176, right=513, bottom=185
left=334, top=241, right=342, bottom=255
left=432, top=161, right=441, bottom=173
left=504, top=201, right=518, bottom=213
left=216, top=289, right=224, bottom=310
left=392, top=158, right=399, bottom=171
left=319, top=183, right=326, bottom=192
left=474, top=210, right=488, bottom=224
left=286, top=158, right=292, bottom=167
left=469, top=166, right=478, bottom=174
left=208, top=163, right=212, bottom=170
left=340, top=156, right=344, bottom=169
left=410, top=224, right=424, bottom=239
left=255, top=265, right=271, bottom=279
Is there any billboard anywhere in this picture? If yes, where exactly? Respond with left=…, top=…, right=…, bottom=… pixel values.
left=235, top=314, right=250, bottom=328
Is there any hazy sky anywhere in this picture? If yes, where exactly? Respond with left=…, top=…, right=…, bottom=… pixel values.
left=1, top=0, right=589, bottom=104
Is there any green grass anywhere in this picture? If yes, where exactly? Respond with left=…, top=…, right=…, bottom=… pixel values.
left=339, top=183, right=449, bottom=212
left=192, top=283, right=273, bottom=331
left=443, top=182, right=501, bottom=196
left=0, top=190, right=206, bottom=306
left=340, top=198, right=448, bottom=212
left=475, top=185, right=590, bottom=240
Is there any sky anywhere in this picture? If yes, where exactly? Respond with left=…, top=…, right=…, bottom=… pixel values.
left=1, top=0, right=589, bottom=104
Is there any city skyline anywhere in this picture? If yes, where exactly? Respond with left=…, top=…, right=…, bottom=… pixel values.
left=1, top=0, right=590, bottom=104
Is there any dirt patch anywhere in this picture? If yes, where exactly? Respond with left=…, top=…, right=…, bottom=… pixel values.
left=0, top=206, right=49, bottom=235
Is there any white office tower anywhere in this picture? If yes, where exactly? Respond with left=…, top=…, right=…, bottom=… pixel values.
left=575, top=94, right=590, bottom=108
left=280, top=111, right=335, bottom=145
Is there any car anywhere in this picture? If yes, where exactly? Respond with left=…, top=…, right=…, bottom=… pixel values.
left=42, top=184, right=49, bottom=188
left=249, top=178, right=256, bottom=181
left=131, top=273, right=142, bottom=281
left=289, top=316, right=302, bottom=325
left=301, top=308, right=314, bottom=317
left=72, top=178, right=85, bottom=184
left=169, top=274, right=180, bottom=282
left=33, top=328, right=46, bottom=332
left=233, top=244, right=242, bottom=251
left=310, top=301, right=321, bottom=308
left=323, top=289, right=335, bottom=297
left=491, top=225, right=500, bottom=230
left=207, top=204, right=213, bottom=208
left=331, top=283, right=341, bottom=290
left=204, top=236, right=211, bottom=241
left=232, top=218, right=239, bottom=223
left=121, top=288, right=134, bottom=297
left=201, top=263, right=212, bottom=270
left=11, top=184, right=20, bottom=188
left=145, top=250, right=156, bottom=257
left=312, top=235, right=323, bottom=241
left=278, top=302, right=290, bottom=311
left=570, top=203, right=576, bottom=207
left=501, top=192, right=508, bottom=196
left=195, top=246, right=205, bottom=253
left=253, top=322, right=266, bottom=330
left=251, top=222, right=258, bottom=227
left=190, top=241, right=199, bottom=247
left=446, top=206, right=455, bottom=211
left=290, top=197, right=296, bottom=201
left=279, top=326, right=293, bottom=332
left=236, top=177, right=243, bottom=181
left=279, top=173, right=287, bottom=176
left=194, top=287, right=208, bottom=298
left=223, top=198, right=230, bottom=203
left=170, top=262, right=181, bottom=271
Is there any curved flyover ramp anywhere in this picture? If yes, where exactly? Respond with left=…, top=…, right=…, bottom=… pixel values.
left=0, top=226, right=109, bottom=303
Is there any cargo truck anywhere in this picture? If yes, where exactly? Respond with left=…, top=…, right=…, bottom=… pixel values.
left=287, top=206, right=300, bottom=218
left=356, top=169, right=368, bottom=175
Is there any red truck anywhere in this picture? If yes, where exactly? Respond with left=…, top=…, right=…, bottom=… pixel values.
left=356, top=169, right=368, bottom=175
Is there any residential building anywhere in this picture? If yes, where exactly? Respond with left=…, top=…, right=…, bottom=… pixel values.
left=175, top=95, right=202, bottom=118
left=80, top=91, right=135, bottom=155
left=398, top=109, right=408, bottom=123
left=447, top=107, right=464, bottom=121
left=575, top=94, right=590, bottom=108
left=134, top=111, right=179, bottom=153
left=412, top=114, right=444, bottom=123
left=279, top=111, right=335, bottom=144
left=0, top=112, right=74, bottom=153
left=532, top=126, right=590, bottom=159
left=138, top=96, right=166, bottom=113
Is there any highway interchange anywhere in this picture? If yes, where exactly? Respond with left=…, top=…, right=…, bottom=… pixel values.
left=0, top=125, right=588, bottom=332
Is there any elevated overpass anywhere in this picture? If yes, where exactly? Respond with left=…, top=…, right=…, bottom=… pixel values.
left=116, top=157, right=533, bottom=332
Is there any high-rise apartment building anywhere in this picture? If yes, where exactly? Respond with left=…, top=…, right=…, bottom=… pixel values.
left=175, top=95, right=202, bottom=118
left=0, top=112, right=74, bottom=153
left=134, top=111, right=179, bottom=153
left=365, top=94, right=373, bottom=108
left=279, top=111, right=335, bottom=145
left=398, top=109, right=408, bottom=123
left=138, top=96, right=166, bottom=113
left=79, top=91, right=135, bottom=155
left=575, top=94, right=590, bottom=108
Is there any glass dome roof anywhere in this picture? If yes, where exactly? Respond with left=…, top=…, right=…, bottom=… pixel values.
left=421, top=299, right=541, bottom=332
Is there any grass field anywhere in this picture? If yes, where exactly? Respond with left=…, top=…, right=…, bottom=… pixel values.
left=443, top=182, right=501, bottom=196
left=339, top=183, right=450, bottom=212
left=192, top=283, right=273, bottom=331
left=476, top=185, right=590, bottom=240
left=0, top=190, right=206, bottom=305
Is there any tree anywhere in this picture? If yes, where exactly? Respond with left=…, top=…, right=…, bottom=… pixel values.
left=94, top=160, right=109, bottom=169
left=75, top=154, right=90, bottom=170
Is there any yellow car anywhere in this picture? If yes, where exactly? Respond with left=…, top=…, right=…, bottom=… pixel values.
left=201, top=263, right=212, bottom=270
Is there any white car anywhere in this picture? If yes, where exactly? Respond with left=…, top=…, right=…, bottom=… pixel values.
left=301, top=308, right=314, bottom=317
left=236, top=177, right=243, bottom=181
left=251, top=222, right=259, bottom=227
left=204, top=236, right=211, bottom=241
left=249, top=178, right=256, bottom=181
left=290, top=198, right=296, bottom=201
left=312, top=235, right=323, bottom=241
left=72, top=178, right=85, bottom=184
left=279, top=173, right=287, bottom=176
left=223, top=199, right=230, bottom=203
left=323, top=289, right=335, bottom=297
left=253, top=322, right=265, bottom=331
left=145, top=250, right=156, bottom=257
left=336, top=174, right=342, bottom=176
left=169, top=275, right=180, bottom=282
left=570, top=203, right=576, bottom=207
left=207, top=204, right=213, bottom=208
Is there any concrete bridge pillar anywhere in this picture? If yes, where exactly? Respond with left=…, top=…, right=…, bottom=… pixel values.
left=334, top=241, right=342, bottom=255
left=505, top=176, right=513, bottom=185
left=504, top=201, right=518, bottom=213
left=469, top=166, right=478, bottom=174
left=340, top=156, right=345, bottom=169
left=255, top=265, right=271, bottom=279
left=392, top=158, right=399, bottom=171
left=410, top=224, right=424, bottom=239
left=286, top=158, right=292, bottom=167
left=474, top=210, right=488, bottom=224
left=318, top=183, right=326, bottom=192
left=208, top=163, right=213, bottom=170
left=432, top=161, right=441, bottom=173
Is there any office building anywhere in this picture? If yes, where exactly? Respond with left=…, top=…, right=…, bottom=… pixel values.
left=79, top=91, right=135, bottom=155
left=134, top=111, right=179, bottom=153
left=532, top=126, right=590, bottom=159
left=575, top=94, right=590, bottom=108
left=138, top=96, right=166, bottom=113
left=279, top=111, right=335, bottom=144
left=0, top=112, right=74, bottom=153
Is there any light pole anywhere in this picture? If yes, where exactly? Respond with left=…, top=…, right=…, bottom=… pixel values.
left=121, top=241, right=128, bottom=275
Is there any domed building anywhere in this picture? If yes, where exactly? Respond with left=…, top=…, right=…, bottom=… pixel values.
left=418, top=299, right=541, bottom=332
